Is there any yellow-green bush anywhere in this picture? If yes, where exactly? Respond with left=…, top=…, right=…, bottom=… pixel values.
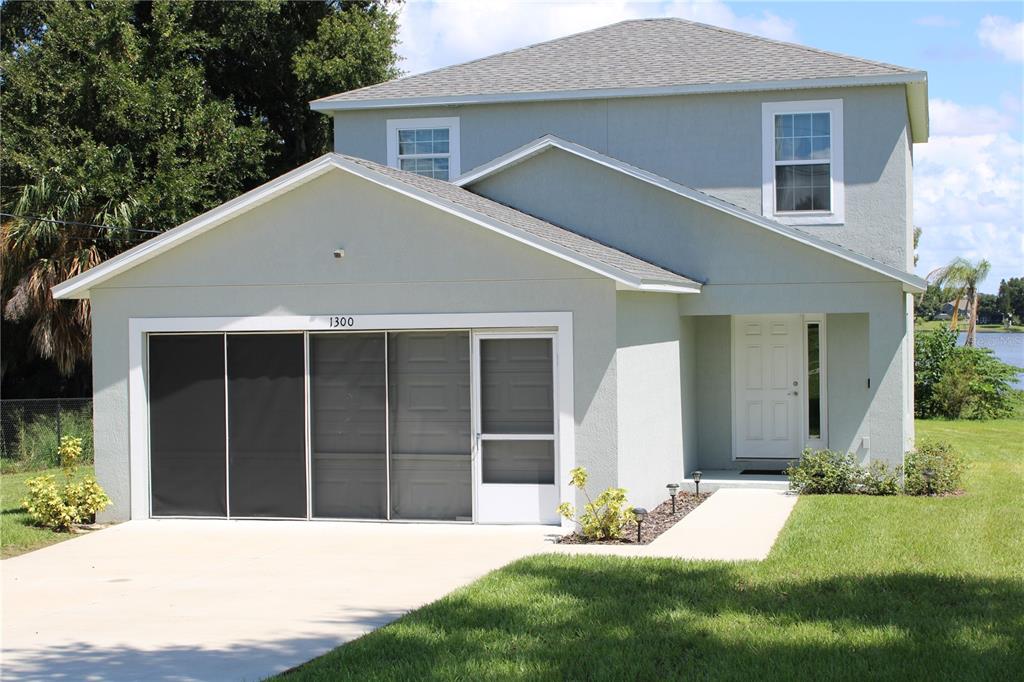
left=22, top=436, right=110, bottom=531
left=905, top=440, right=967, bottom=496
left=557, top=466, right=636, bottom=540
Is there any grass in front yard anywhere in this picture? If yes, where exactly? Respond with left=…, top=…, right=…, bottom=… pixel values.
left=915, top=319, right=1023, bottom=333
left=282, top=419, right=1024, bottom=681
left=1, top=465, right=93, bottom=559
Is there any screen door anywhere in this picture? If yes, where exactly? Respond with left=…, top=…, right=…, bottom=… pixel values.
left=473, top=333, right=560, bottom=524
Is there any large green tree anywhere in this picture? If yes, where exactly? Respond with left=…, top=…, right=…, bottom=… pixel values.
left=997, top=277, right=1024, bottom=323
left=1, top=0, right=400, bottom=394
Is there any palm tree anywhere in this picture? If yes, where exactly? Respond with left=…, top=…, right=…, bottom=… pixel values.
left=928, top=257, right=992, bottom=346
left=2, top=178, right=139, bottom=375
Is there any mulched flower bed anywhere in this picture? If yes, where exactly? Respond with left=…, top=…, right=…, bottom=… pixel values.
left=558, top=492, right=711, bottom=545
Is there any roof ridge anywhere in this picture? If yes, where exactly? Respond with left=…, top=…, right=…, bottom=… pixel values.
left=658, top=17, right=919, bottom=74
left=317, top=19, right=643, bottom=104
left=317, top=17, right=920, bottom=104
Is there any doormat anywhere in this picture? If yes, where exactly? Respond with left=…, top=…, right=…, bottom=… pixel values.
left=739, top=469, right=787, bottom=476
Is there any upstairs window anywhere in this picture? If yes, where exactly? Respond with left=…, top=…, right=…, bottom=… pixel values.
left=386, top=117, right=460, bottom=181
left=761, top=100, right=844, bottom=225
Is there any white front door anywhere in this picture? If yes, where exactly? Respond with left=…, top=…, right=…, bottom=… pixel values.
left=732, top=315, right=803, bottom=459
left=472, top=332, right=560, bottom=524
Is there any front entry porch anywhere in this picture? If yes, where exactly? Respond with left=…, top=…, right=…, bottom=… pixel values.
left=684, top=312, right=835, bottom=479
left=680, top=469, right=789, bottom=494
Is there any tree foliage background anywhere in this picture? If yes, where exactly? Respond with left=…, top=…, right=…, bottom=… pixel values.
left=1, top=0, right=401, bottom=396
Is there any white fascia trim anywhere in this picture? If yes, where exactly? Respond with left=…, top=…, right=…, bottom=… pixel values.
left=52, top=155, right=341, bottom=300
left=456, top=135, right=926, bottom=293
left=385, top=116, right=461, bottom=177
left=761, top=99, right=845, bottom=226
left=53, top=153, right=701, bottom=300
left=906, top=80, right=929, bottom=143
left=311, top=73, right=927, bottom=111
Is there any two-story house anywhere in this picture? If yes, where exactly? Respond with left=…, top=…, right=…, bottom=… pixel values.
left=55, top=19, right=928, bottom=525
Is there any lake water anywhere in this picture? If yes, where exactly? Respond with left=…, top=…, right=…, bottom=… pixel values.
left=957, top=332, right=1024, bottom=388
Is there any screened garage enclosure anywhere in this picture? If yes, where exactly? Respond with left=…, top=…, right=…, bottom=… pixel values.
left=147, top=330, right=559, bottom=523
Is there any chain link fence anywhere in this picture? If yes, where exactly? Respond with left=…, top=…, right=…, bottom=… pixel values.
left=0, top=398, right=94, bottom=470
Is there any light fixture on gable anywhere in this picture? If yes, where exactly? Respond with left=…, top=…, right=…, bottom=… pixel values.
left=333, top=248, right=345, bottom=259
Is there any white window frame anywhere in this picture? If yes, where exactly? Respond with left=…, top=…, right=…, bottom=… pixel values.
left=386, top=116, right=461, bottom=180
left=761, top=99, right=844, bottom=226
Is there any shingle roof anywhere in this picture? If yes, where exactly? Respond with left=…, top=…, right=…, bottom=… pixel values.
left=314, top=18, right=921, bottom=106
left=341, top=154, right=700, bottom=288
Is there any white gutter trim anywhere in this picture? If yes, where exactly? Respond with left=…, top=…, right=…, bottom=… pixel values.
left=456, top=135, right=927, bottom=293
left=311, top=73, right=926, bottom=111
left=53, top=153, right=701, bottom=300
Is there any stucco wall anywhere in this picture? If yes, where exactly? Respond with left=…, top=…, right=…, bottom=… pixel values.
left=88, top=170, right=620, bottom=521
left=461, top=145, right=909, bottom=468
left=332, top=85, right=912, bottom=268
left=470, top=147, right=893, bottom=288
left=679, top=316, right=698, bottom=478
left=614, top=292, right=685, bottom=510
left=693, top=316, right=732, bottom=469
left=826, top=313, right=871, bottom=459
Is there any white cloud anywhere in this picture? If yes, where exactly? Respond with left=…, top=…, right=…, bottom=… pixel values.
left=915, top=15, right=960, bottom=28
left=396, top=0, right=798, bottom=75
left=915, top=115, right=1024, bottom=289
left=977, top=15, right=1024, bottom=62
left=929, top=99, right=1017, bottom=136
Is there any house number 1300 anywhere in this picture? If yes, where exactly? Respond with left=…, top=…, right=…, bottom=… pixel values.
left=328, top=316, right=355, bottom=328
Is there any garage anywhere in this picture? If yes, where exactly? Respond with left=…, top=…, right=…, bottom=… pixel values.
left=52, top=155, right=705, bottom=526
left=145, top=325, right=561, bottom=524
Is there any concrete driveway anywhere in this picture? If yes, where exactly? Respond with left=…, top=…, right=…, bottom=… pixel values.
left=1, top=520, right=557, bottom=681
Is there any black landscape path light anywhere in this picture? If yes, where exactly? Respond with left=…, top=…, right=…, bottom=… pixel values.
left=923, top=467, right=936, bottom=496
left=633, top=507, right=648, bottom=544
left=666, top=482, right=679, bottom=513
left=692, top=470, right=703, bottom=496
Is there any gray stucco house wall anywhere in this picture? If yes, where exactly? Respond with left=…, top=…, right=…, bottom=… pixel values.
left=57, top=18, right=928, bottom=524
left=87, top=171, right=624, bottom=519
left=331, top=85, right=914, bottom=271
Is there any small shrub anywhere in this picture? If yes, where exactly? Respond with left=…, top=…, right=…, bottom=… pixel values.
left=905, top=440, right=966, bottom=496
left=914, top=327, right=958, bottom=417
left=915, top=328, right=1020, bottom=419
left=22, top=436, right=110, bottom=531
left=857, top=460, right=903, bottom=496
left=930, top=347, right=1020, bottom=419
left=557, top=467, right=636, bottom=540
left=786, top=448, right=859, bottom=494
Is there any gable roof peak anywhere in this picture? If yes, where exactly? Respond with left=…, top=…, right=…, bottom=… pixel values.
left=312, top=17, right=925, bottom=111
left=456, top=135, right=926, bottom=293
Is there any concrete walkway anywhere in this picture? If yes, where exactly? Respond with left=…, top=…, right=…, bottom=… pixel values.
left=1, top=489, right=795, bottom=681
left=554, top=489, right=798, bottom=560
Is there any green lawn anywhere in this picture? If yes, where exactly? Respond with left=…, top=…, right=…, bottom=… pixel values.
left=282, top=419, right=1024, bottom=681
left=1, top=465, right=93, bottom=559
left=915, top=319, right=1022, bottom=333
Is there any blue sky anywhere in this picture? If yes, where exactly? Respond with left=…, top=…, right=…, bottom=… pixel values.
left=395, top=1, right=1023, bottom=292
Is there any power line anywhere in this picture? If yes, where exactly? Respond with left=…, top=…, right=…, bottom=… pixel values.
left=0, top=212, right=163, bottom=235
